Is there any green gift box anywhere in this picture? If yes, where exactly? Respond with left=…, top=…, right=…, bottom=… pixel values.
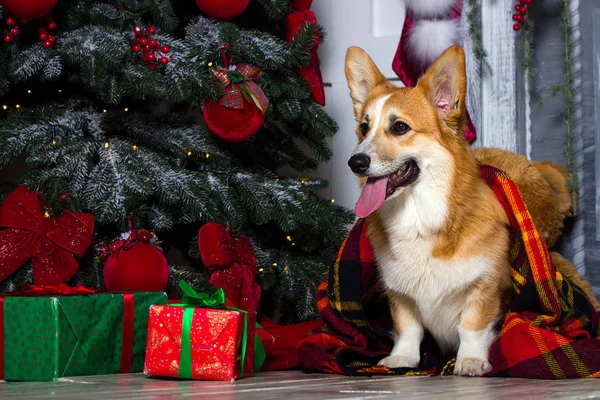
left=0, top=286, right=167, bottom=381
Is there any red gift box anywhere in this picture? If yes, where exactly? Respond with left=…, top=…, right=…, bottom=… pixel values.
left=144, top=285, right=256, bottom=381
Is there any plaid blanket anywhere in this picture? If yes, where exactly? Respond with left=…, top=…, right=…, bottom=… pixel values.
left=298, top=164, right=600, bottom=379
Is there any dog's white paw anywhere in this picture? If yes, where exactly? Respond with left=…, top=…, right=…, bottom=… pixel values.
left=378, top=355, right=419, bottom=369
left=453, top=357, right=492, bottom=377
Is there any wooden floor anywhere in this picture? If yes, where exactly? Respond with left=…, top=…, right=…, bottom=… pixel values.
left=2, top=370, right=600, bottom=399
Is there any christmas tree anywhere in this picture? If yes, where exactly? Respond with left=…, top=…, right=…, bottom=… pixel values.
left=0, top=0, right=352, bottom=323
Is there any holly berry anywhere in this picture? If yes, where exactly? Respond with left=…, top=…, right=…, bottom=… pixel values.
left=150, top=39, right=158, bottom=49
left=513, top=23, right=521, bottom=31
left=519, top=6, right=527, bottom=15
left=161, top=45, right=170, bottom=54
left=140, top=37, right=148, bottom=46
left=512, top=14, right=519, bottom=21
left=143, top=44, right=151, bottom=52
left=3, top=35, right=12, bottom=43
left=6, top=18, right=15, bottom=26
left=134, top=26, right=143, bottom=36
left=40, top=32, right=48, bottom=41
left=147, top=52, right=156, bottom=62
left=10, top=27, right=19, bottom=36
left=516, top=15, right=525, bottom=23
left=48, top=35, right=56, bottom=44
left=148, top=26, right=156, bottom=35
left=160, top=56, right=169, bottom=65
left=132, top=44, right=141, bottom=52
left=43, top=40, right=52, bottom=48
left=148, top=63, right=157, bottom=71
left=48, top=22, right=57, bottom=31
left=523, top=0, right=532, bottom=3
left=515, top=5, right=523, bottom=12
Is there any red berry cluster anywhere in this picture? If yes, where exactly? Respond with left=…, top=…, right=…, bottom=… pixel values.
left=98, top=229, right=155, bottom=261
left=3, top=16, right=57, bottom=46
left=131, top=25, right=170, bottom=71
left=512, top=0, right=533, bottom=31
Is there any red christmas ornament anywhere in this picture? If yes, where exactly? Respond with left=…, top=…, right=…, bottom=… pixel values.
left=204, top=51, right=269, bottom=142
left=286, top=6, right=326, bottom=106
left=198, top=222, right=261, bottom=312
left=103, top=242, right=169, bottom=292
left=195, top=0, right=250, bottom=21
left=0, top=186, right=94, bottom=285
left=100, top=223, right=169, bottom=292
left=0, top=0, right=58, bottom=21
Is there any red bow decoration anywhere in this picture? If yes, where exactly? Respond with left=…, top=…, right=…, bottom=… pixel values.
left=286, top=0, right=325, bottom=106
left=198, top=222, right=261, bottom=313
left=0, top=186, right=94, bottom=285
left=1, top=284, right=97, bottom=297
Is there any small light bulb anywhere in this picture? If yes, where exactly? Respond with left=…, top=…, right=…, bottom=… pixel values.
left=51, top=140, right=57, bottom=146
left=208, top=62, right=213, bottom=67
left=187, top=151, right=192, bottom=156
left=259, top=268, right=264, bottom=272
left=286, top=235, right=292, bottom=241
left=103, top=109, right=107, bottom=113
left=27, top=90, right=32, bottom=94
left=284, top=266, right=289, bottom=271
left=15, top=104, right=20, bottom=108
left=58, top=89, right=62, bottom=93
left=291, top=243, right=296, bottom=246
left=124, top=108, right=129, bottom=112
left=331, top=199, right=335, bottom=203
left=205, top=153, right=210, bottom=159
left=104, top=142, right=109, bottom=149
left=132, top=145, right=138, bottom=150
left=2, top=105, right=7, bottom=110
left=272, top=263, right=278, bottom=267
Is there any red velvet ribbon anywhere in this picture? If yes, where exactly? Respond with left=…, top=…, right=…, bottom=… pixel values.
left=0, top=285, right=136, bottom=379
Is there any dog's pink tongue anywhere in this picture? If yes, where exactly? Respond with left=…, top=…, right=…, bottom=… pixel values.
left=355, top=177, right=388, bottom=218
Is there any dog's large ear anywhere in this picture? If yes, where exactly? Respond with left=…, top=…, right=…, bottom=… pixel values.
left=417, top=45, right=467, bottom=132
left=345, top=47, right=387, bottom=120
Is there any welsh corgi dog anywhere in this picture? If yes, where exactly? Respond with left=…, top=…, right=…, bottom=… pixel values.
left=344, top=45, right=578, bottom=376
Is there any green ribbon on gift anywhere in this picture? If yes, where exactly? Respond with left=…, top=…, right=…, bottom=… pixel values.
left=172, top=281, right=266, bottom=379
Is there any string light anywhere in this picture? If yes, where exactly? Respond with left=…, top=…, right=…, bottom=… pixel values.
left=51, top=140, right=57, bottom=146
left=283, top=266, right=289, bottom=272
left=124, top=108, right=129, bottom=112
left=272, top=262, right=278, bottom=267
left=291, top=243, right=296, bottom=246
left=187, top=151, right=192, bottom=156
left=15, top=104, right=20, bottom=108
left=275, top=178, right=279, bottom=182
left=104, top=142, right=109, bottom=149
left=27, top=90, right=31, bottom=94
left=132, top=145, right=138, bottom=150
left=2, top=105, right=7, bottom=110
left=331, top=199, right=335, bottom=203
left=259, top=268, right=264, bottom=272
left=286, top=235, right=292, bottom=242
left=208, top=62, right=213, bottom=67
left=300, top=178, right=307, bottom=184
left=58, top=89, right=62, bottom=93
left=102, top=109, right=107, bottom=113
left=205, top=153, right=210, bottom=159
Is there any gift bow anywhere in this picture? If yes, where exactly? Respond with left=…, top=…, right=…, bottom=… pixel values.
left=198, top=222, right=261, bottom=314
left=0, top=186, right=94, bottom=285
left=209, top=63, right=269, bottom=114
left=175, top=281, right=266, bottom=378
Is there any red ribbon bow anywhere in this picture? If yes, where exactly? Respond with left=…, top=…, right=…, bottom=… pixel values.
left=0, top=186, right=94, bottom=285
left=198, top=222, right=261, bottom=313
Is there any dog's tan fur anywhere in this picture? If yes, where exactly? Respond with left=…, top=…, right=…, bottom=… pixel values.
left=344, top=45, right=599, bottom=376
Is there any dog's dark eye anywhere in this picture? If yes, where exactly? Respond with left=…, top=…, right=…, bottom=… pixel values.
left=359, top=122, right=369, bottom=136
left=391, top=121, right=410, bottom=135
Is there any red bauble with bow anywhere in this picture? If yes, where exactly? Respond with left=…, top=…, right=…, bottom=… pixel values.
left=0, top=186, right=94, bottom=285
left=286, top=0, right=325, bottom=106
left=198, top=222, right=260, bottom=312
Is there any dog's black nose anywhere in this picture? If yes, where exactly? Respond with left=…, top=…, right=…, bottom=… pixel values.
left=348, top=153, right=371, bottom=174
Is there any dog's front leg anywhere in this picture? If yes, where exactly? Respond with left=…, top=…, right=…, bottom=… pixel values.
left=378, top=293, right=423, bottom=369
left=454, top=280, right=503, bottom=377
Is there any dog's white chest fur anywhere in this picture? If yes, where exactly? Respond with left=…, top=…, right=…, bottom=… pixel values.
left=374, top=160, right=489, bottom=352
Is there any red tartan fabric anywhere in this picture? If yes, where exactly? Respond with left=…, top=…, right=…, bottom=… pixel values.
left=209, top=63, right=269, bottom=113
left=298, top=164, right=600, bottom=379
